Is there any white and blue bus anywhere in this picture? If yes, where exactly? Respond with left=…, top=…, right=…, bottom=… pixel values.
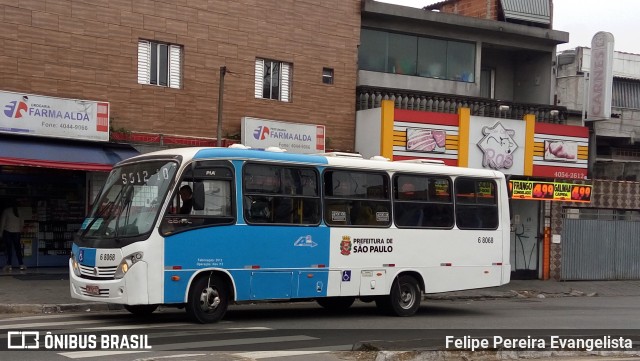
left=70, top=145, right=510, bottom=323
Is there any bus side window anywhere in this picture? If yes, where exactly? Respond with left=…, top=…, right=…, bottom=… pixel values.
left=324, top=169, right=390, bottom=227
left=454, top=178, right=498, bottom=230
left=243, top=163, right=320, bottom=225
left=245, top=196, right=272, bottom=223
left=394, top=174, right=452, bottom=229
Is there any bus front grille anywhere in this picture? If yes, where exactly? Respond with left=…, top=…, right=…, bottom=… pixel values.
left=79, top=265, right=118, bottom=279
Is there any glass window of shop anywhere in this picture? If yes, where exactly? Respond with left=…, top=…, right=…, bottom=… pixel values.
left=0, top=166, right=86, bottom=266
left=359, top=28, right=476, bottom=83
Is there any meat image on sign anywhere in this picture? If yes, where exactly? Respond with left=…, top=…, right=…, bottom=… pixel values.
left=406, top=128, right=446, bottom=153
left=544, top=140, right=577, bottom=162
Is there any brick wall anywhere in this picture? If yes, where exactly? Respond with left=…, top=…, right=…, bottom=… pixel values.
left=0, top=0, right=360, bottom=151
left=436, top=0, right=499, bottom=20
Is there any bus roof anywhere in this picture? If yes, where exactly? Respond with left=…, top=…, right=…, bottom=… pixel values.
left=120, top=147, right=503, bottom=180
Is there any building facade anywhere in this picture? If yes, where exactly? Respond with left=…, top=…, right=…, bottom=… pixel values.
left=0, top=0, right=360, bottom=267
left=355, top=0, right=603, bottom=281
left=553, top=47, right=640, bottom=280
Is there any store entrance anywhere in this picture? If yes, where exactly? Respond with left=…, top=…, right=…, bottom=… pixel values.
left=510, top=200, right=541, bottom=279
left=0, top=166, right=86, bottom=268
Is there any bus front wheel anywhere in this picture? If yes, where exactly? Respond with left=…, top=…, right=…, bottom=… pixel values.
left=186, top=274, right=229, bottom=323
left=376, top=275, right=421, bottom=317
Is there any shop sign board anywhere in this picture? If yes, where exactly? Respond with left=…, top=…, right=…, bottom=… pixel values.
left=587, top=31, right=614, bottom=120
left=509, top=180, right=592, bottom=203
left=533, top=123, right=589, bottom=180
left=0, top=90, right=109, bottom=142
left=468, top=116, right=526, bottom=175
left=241, top=117, right=325, bottom=154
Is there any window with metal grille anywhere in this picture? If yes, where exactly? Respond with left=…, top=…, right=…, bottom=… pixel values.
left=138, top=40, right=182, bottom=89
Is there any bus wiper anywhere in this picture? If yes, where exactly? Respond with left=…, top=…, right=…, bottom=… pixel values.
left=114, top=186, right=134, bottom=238
left=80, top=186, right=127, bottom=238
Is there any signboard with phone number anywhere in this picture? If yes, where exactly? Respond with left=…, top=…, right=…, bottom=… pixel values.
left=509, top=180, right=592, bottom=203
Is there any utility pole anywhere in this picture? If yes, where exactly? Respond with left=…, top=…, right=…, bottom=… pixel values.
left=217, top=66, right=227, bottom=147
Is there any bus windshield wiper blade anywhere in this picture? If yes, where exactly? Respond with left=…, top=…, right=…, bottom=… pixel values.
left=80, top=186, right=127, bottom=238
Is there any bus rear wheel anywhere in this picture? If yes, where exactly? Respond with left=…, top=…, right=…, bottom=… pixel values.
left=316, top=296, right=356, bottom=311
left=186, top=274, right=229, bottom=323
left=376, top=275, right=421, bottom=317
left=123, top=304, right=158, bottom=316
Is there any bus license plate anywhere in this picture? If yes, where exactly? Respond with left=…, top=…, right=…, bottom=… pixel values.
left=85, top=285, right=100, bottom=296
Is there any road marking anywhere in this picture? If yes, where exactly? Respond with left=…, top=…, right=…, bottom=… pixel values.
left=0, top=314, right=87, bottom=323
left=58, top=335, right=318, bottom=358
left=81, top=323, right=193, bottom=330
left=133, top=354, right=208, bottom=361
left=233, top=343, right=354, bottom=358
left=233, top=350, right=331, bottom=359
left=0, top=319, right=116, bottom=331
left=59, top=350, right=151, bottom=359
left=226, top=327, right=272, bottom=330
left=150, top=335, right=318, bottom=351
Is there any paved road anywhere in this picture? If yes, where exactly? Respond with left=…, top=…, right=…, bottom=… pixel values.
left=1, top=296, right=640, bottom=361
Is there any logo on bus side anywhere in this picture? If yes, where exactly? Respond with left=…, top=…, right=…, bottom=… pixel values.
left=340, top=236, right=351, bottom=256
left=294, top=235, right=317, bottom=247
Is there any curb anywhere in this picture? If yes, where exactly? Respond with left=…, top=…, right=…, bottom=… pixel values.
left=423, top=290, right=599, bottom=301
left=0, top=303, right=124, bottom=314
left=354, top=343, right=640, bottom=360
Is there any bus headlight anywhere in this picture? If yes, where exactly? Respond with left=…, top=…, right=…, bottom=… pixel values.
left=70, top=252, right=81, bottom=277
left=114, top=252, right=144, bottom=279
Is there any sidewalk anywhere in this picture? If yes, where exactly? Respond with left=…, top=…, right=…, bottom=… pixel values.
left=2, top=267, right=640, bottom=314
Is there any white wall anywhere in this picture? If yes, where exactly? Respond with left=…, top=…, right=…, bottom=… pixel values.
left=355, top=108, right=383, bottom=158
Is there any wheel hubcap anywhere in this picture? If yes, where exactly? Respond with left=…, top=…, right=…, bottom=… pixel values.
left=199, top=287, right=220, bottom=312
left=400, top=285, right=415, bottom=309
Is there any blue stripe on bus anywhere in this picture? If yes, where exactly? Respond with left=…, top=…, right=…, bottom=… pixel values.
left=193, top=148, right=329, bottom=165
left=163, top=225, right=330, bottom=302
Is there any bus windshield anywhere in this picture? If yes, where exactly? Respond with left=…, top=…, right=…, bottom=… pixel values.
left=80, top=160, right=178, bottom=239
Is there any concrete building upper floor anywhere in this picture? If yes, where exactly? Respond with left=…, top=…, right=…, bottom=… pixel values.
left=358, top=0, right=569, bottom=123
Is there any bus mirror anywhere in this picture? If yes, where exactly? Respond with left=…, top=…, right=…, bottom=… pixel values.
left=193, top=182, right=205, bottom=211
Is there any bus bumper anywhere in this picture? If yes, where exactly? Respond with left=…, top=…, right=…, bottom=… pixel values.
left=69, top=259, right=150, bottom=305
left=502, top=264, right=512, bottom=285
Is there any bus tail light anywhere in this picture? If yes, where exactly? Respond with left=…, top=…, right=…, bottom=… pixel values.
left=114, top=251, right=144, bottom=279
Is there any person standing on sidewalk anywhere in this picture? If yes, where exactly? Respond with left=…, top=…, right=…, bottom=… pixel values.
left=1, top=201, right=25, bottom=272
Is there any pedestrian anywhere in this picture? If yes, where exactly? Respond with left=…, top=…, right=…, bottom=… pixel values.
left=1, top=201, right=25, bottom=272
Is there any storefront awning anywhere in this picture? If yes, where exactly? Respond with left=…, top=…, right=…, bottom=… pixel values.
left=0, top=137, right=139, bottom=171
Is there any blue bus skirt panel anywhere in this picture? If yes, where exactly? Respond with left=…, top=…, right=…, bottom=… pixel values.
left=163, top=225, right=331, bottom=303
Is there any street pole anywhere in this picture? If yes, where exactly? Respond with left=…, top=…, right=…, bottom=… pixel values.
left=217, top=66, right=227, bottom=147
